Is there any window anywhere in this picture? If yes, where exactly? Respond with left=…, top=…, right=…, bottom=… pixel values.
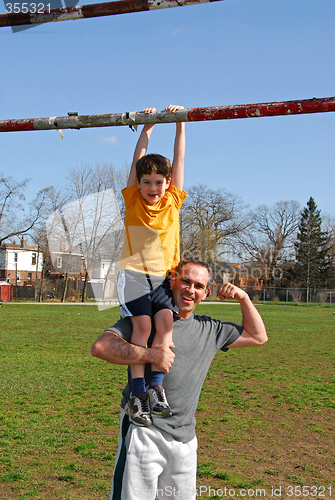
left=57, top=256, right=62, bottom=269
left=14, top=252, right=18, bottom=263
left=28, top=273, right=32, bottom=281
left=71, top=258, right=77, bottom=271
left=32, top=253, right=37, bottom=265
left=16, top=272, right=20, bottom=282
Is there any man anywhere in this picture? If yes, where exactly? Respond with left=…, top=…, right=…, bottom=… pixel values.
left=91, top=258, right=268, bottom=500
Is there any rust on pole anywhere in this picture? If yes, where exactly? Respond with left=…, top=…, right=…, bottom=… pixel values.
left=0, top=0, right=223, bottom=28
left=0, top=97, right=334, bottom=133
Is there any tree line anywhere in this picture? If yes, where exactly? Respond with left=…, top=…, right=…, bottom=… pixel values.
left=180, top=186, right=334, bottom=290
left=1, top=164, right=334, bottom=301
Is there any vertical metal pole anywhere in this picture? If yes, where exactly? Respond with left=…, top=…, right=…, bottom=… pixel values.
left=35, top=245, right=40, bottom=301
left=15, top=262, right=18, bottom=301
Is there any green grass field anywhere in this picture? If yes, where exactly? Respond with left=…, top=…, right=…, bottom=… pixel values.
left=0, top=303, right=334, bottom=500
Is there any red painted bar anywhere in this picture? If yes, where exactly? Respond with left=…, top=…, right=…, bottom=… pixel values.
left=0, top=120, right=35, bottom=132
left=186, top=98, right=335, bottom=121
left=0, top=97, right=334, bottom=133
left=0, top=0, right=222, bottom=27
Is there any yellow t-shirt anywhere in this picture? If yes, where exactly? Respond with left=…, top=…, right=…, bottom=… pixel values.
left=120, top=184, right=187, bottom=276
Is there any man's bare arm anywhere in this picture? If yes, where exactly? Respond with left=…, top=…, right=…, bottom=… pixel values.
left=218, top=283, right=268, bottom=348
left=91, top=330, right=175, bottom=373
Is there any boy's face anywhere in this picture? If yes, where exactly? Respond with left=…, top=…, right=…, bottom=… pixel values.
left=136, top=172, right=171, bottom=205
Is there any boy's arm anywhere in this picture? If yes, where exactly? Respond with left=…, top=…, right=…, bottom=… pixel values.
left=127, top=108, right=156, bottom=188
left=167, top=105, right=185, bottom=190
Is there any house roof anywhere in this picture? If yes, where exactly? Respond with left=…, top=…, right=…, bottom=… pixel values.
left=2, top=243, right=39, bottom=251
left=213, top=261, right=242, bottom=272
left=1, top=237, right=39, bottom=252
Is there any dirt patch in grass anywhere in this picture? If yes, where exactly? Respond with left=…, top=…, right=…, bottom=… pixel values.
left=196, top=405, right=334, bottom=492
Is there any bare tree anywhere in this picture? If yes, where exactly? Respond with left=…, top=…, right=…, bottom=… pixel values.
left=67, top=162, right=128, bottom=218
left=31, top=187, right=70, bottom=301
left=180, top=184, right=247, bottom=265
left=236, top=200, right=301, bottom=285
left=47, top=163, right=125, bottom=302
left=0, top=174, right=51, bottom=245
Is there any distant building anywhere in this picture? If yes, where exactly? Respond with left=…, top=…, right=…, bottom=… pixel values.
left=48, top=245, right=119, bottom=300
left=49, top=247, right=84, bottom=280
left=209, top=261, right=262, bottom=296
left=0, top=237, right=43, bottom=286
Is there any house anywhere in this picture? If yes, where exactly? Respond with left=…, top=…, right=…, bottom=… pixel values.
left=0, top=237, right=43, bottom=286
left=208, top=261, right=263, bottom=297
left=48, top=246, right=119, bottom=300
left=211, top=261, right=245, bottom=286
left=49, top=247, right=84, bottom=280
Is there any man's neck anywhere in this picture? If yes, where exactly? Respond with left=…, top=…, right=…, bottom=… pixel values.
left=175, top=311, right=193, bottom=320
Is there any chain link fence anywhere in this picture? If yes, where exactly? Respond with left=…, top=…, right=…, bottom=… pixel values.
left=8, top=280, right=118, bottom=303
left=5, top=284, right=335, bottom=307
left=244, top=287, right=335, bottom=307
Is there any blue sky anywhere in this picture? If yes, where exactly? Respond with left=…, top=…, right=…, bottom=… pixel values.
left=1, top=0, right=334, bottom=217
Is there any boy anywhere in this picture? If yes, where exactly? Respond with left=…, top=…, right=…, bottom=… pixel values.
left=117, top=105, right=187, bottom=427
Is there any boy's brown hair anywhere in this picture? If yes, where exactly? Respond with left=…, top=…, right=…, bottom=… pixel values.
left=136, top=154, right=171, bottom=181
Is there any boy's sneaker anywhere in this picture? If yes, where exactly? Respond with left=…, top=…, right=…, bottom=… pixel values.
left=126, top=393, right=153, bottom=427
left=148, top=385, right=172, bottom=417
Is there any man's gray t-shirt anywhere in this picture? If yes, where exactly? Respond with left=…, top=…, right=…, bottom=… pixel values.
left=108, top=313, right=243, bottom=443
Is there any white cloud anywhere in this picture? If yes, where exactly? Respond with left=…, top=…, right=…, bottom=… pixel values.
left=170, top=27, right=184, bottom=37
left=99, top=136, right=119, bottom=145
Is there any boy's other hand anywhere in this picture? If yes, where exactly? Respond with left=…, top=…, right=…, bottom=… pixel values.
left=143, top=108, right=156, bottom=114
left=166, top=105, right=184, bottom=113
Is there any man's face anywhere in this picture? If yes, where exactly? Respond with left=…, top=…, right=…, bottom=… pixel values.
left=136, top=172, right=171, bottom=205
left=171, top=263, right=210, bottom=318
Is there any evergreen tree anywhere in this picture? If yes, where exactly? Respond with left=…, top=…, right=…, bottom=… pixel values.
left=294, top=197, right=331, bottom=289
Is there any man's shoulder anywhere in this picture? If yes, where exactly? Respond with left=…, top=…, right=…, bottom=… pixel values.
left=173, top=313, right=221, bottom=329
left=172, top=314, right=242, bottom=353
left=191, top=313, right=240, bottom=331
left=192, top=313, right=220, bottom=324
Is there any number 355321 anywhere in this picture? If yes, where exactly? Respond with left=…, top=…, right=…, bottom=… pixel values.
left=6, top=3, right=51, bottom=13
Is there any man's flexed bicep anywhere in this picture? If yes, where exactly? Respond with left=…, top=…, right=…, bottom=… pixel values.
left=219, top=283, right=268, bottom=348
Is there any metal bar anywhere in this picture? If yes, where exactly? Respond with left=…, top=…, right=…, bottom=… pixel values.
left=1, top=97, right=334, bottom=133
left=0, top=0, right=222, bottom=27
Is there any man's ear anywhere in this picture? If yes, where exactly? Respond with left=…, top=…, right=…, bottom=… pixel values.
left=136, top=178, right=141, bottom=189
left=201, top=288, right=210, bottom=301
left=166, top=177, right=171, bottom=188
left=170, top=272, right=177, bottom=288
